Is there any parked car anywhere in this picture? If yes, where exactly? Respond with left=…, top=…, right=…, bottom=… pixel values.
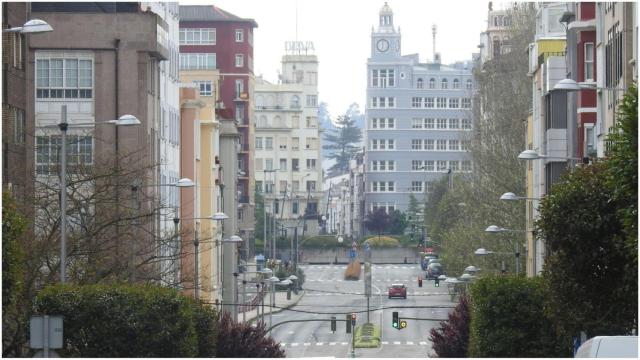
left=426, top=263, right=443, bottom=279
left=388, top=284, right=407, bottom=299
left=575, top=336, right=638, bottom=358
left=421, top=255, right=437, bottom=270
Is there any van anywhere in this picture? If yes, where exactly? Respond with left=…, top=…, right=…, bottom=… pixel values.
left=574, top=336, right=638, bottom=358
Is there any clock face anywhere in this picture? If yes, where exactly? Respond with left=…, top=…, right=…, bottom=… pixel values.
left=376, top=39, right=389, bottom=52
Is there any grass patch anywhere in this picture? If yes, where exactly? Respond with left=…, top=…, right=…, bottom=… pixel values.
left=354, top=323, right=380, bottom=348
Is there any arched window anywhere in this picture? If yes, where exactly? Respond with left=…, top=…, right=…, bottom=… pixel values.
left=452, top=78, right=460, bottom=89
left=441, top=78, right=448, bottom=89
left=258, top=115, right=267, bottom=128
left=273, top=115, right=283, bottom=127
left=466, top=79, right=473, bottom=90
left=429, top=78, right=435, bottom=89
left=417, top=78, right=424, bottom=89
left=290, top=95, right=300, bottom=108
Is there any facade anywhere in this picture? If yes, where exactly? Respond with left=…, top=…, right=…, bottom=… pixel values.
left=322, top=152, right=365, bottom=239
left=478, top=3, right=512, bottom=65
left=365, top=3, right=474, bottom=216
left=179, top=5, right=257, bottom=248
left=27, top=2, right=179, bottom=283
left=254, top=50, right=322, bottom=245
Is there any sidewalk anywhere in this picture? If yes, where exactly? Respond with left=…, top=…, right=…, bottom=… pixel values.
left=242, top=288, right=305, bottom=324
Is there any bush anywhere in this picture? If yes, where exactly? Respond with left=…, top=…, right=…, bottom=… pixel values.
left=363, top=236, right=399, bottom=247
left=216, top=312, right=284, bottom=357
left=467, top=276, right=570, bottom=357
left=428, top=295, right=470, bottom=357
left=344, top=260, right=361, bottom=280
left=32, top=284, right=208, bottom=357
left=301, top=235, right=349, bottom=249
left=275, top=266, right=305, bottom=290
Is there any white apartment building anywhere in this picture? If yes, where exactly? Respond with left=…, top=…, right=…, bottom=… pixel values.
left=254, top=50, right=322, bottom=237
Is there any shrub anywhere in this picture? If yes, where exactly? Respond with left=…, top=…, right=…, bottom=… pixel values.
left=192, top=301, right=218, bottom=357
left=216, top=312, right=284, bottom=357
left=32, top=284, right=203, bottom=357
left=428, top=295, right=470, bottom=357
left=364, top=236, right=399, bottom=247
left=345, top=260, right=361, bottom=280
left=467, top=276, right=570, bottom=357
left=275, top=266, right=305, bottom=290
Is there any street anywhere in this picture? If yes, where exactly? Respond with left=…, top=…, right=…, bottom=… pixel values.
left=270, top=263, right=455, bottom=358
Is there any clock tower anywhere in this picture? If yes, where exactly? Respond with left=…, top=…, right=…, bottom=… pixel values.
left=371, top=2, right=401, bottom=58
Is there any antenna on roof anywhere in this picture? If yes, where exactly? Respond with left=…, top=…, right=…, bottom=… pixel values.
left=432, top=24, right=437, bottom=62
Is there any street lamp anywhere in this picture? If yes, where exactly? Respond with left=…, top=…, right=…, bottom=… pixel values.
left=518, top=149, right=581, bottom=161
left=553, top=78, right=627, bottom=92
left=499, top=192, right=540, bottom=201
left=485, top=225, right=526, bottom=274
left=3, top=19, right=53, bottom=33
left=267, top=276, right=280, bottom=328
left=55, top=106, right=140, bottom=283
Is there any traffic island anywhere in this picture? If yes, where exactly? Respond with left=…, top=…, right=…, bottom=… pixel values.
left=353, top=323, right=380, bottom=348
left=344, top=260, right=361, bottom=280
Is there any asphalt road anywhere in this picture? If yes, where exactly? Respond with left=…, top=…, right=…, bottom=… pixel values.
left=269, top=263, right=455, bottom=358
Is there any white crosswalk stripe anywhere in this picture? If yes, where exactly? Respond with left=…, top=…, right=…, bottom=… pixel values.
left=329, top=342, right=336, bottom=346
left=291, top=343, right=299, bottom=347
left=316, top=342, right=323, bottom=346
left=381, top=341, right=389, bottom=345
left=406, top=341, right=415, bottom=345
left=303, top=343, right=311, bottom=346
left=281, top=343, right=287, bottom=347
left=341, top=342, right=348, bottom=345
left=419, top=341, right=428, bottom=345
left=393, top=341, right=402, bottom=345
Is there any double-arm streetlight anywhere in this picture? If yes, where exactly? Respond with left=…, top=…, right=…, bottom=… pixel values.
left=482, top=225, right=527, bottom=274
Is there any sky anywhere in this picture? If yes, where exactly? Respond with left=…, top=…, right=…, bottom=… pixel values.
left=184, top=0, right=491, bottom=121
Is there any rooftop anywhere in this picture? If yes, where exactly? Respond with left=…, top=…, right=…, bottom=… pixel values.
left=179, top=5, right=257, bottom=27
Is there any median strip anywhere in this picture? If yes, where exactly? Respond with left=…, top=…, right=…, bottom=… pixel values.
left=353, top=323, right=381, bottom=348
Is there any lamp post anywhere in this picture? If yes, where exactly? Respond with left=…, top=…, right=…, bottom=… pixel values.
left=53, top=107, right=140, bottom=283
left=260, top=267, right=272, bottom=325
left=267, top=276, right=280, bottom=328
left=485, top=225, right=527, bottom=274
left=499, top=192, right=540, bottom=201
left=3, top=19, right=53, bottom=33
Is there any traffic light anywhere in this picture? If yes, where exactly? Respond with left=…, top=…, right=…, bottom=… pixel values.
left=435, top=278, right=440, bottom=287
left=330, top=316, right=336, bottom=332
left=392, top=311, right=399, bottom=329
left=346, top=314, right=351, bottom=333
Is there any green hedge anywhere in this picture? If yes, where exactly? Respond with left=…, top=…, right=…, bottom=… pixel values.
left=363, top=236, right=399, bottom=247
left=32, top=284, right=216, bottom=357
left=468, top=276, right=571, bottom=357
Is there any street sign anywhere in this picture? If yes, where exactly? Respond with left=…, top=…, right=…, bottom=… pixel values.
left=30, top=315, right=63, bottom=349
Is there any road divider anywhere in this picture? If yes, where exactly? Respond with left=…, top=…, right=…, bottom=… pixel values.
left=354, top=323, right=381, bottom=348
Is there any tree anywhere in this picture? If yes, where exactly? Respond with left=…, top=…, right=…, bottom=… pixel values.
left=216, top=312, right=285, bottom=358
left=322, top=114, right=362, bottom=177
left=537, top=161, right=637, bottom=338
left=364, top=208, right=390, bottom=239
left=429, top=295, right=470, bottom=357
left=388, top=209, right=407, bottom=235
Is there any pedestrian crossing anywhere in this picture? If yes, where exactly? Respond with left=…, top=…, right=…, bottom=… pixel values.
left=305, top=278, right=424, bottom=283
left=279, top=340, right=429, bottom=347
left=305, top=291, right=447, bottom=296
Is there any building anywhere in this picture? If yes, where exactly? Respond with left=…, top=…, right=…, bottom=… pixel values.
left=365, top=2, right=474, bottom=217
left=25, top=2, right=180, bottom=283
left=254, top=47, right=322, bottom=252
left=478, top=2, right=512, bottom=66
left=179, top=5, right=257, bottom=250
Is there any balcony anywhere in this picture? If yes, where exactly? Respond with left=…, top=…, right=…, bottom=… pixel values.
left=255, top=105, right=302, bottom=112
left=538, top=51, right=565, bottom=67
left=239, top=195, right=250, bottom=204
left=234, top=92, right=249, bottom=102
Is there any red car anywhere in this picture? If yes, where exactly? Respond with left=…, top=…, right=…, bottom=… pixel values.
left=388, top=284, right=407, bottom=299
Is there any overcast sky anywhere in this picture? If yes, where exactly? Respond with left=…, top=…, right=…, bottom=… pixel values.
left=185, top=0, right=491, bottom=121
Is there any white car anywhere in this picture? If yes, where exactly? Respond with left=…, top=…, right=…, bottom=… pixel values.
left=575, top=336, right=638, bottom=358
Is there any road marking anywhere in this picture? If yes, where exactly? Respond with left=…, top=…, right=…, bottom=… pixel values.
left=419, top=341, right=428, bottom=345
left=303, top=342, right=311, bottom=346
left=291, top=343, right=298, bottom=347
left=316, top=342, right=323, bottom=346
left=329, top=342, right=336, bottom=346
left=394, top=341, right=401, bottom=345
left=288, top=331, right=294, bottom=334
left=281, top=343, right=286, bottom=347
left=341, top=342, right=348, bottom=345
left=381, top=341, right=389, bottom=345
left=406, top=341, right=415, bottom=345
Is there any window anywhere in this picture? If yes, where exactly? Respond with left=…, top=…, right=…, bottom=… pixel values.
left=436, top=160, right=447, bottom=171
left=411, top=139, right=422, bottom=150
left=462, top=118, right=472, bottom=129
left=265, top=181, right=274, bottom=194
left=449, top=98, right=459, bottom=109
left=425, top=97, right=434, bottom=108
left=437, top=118, right=447, bottom=129
left=371, top=118, right=378, bottom=129
left=235, top=79, right=244, bottom=98
left=449, top=118, right=460, bottom=129
left=449, top=139, right=459, bottom=151
left=453, top=78, right=460, bottom=89
left=371, top=69, right=395, bottom=87
left=292, top=180, right=300, bottom=192
left=425, top=118, right=434, bottom=129
left=371, top=181, right=394, bottom=192
left=278, top=136, right=287, bottom=149
left=412, top=118, right=423, bottom=129
left=279, top=158, right=287, bottom=170
left=36, top=135, right=93, bottom=175
left=585, top=124, right=596, bottom=156
left=449, top=160, right=460, bottom=172
left=292, top=137, right=299, bottom=150
left=235, top=54, right=244, bottom=67
left=236, top=104, right=245, bottom=123
left=441, top=78, right=448, bottom=89
left=417, top=78, right=424, bottom=89
left=180, top=53, right=216, bottom=70
left=265, top=159, right=273, bottom=171
left=292, top=116, right=300, bottom=128
left=412, top=97, right=423, bottom=108
left=255, top=180, right=263, bottom=193
left=307, top=181, right=317, bottom=192
left=425, top=181, right=434, bottom=193
left=387, top=118, right=394, bottom=128
left=290, top=95, right=300, bottom=108
left=436, top=139, right=447, bottom=150
left=306, top=116, right=317, bottom=128
left=265, top=137, right=273, bottom=150
left=256, top=137, right=263, bottom=150
left=462, top=160, right=472, bottom=172
left=411, top=181, right=423, bottom=192
left=436, top=97, right=447, bottom=108
left=235, top=29, right=244, bottom=42
left=292, top=201, right=299, bottom=214
left=424, top=139, right=434, bottom=150
left=461, top=98, right=472, bottom=109
left=466, top=79, right=473, bottom=90
left=371, top=97, right=395, bottom=108
left=11, top=33, right=24, bottom=69
left=461, top=140, right=471, bottom=151
left=424, top=160, right=435, bottom=172
left=194, top=80, right=212, bottom=96
left=12, top=107, right=25, bottom=144
left=379, top=161, right=386, bottom=171
left=306, top=137, right=318, bottom=149
left=179, top=28, right=216, bottom=45
left=412, top=160, right=423, bottom=170
left=306, top=72, right=318, bottom=85
left=388, top=139, right=395, bottom=149
left=306, top=159, right=317, bottom=170
left=36, top=57, right=93, bottom=99
left=279, top=180, right=287, bottom=194
left=584, top=42, right=594, bottom=81
left=429, top=78, right=435, bottom=89
left=306, top=95, right=317, bottom=107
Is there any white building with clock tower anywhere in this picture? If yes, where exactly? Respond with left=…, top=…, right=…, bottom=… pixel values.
left=365, top=2, right=476, bottom=217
